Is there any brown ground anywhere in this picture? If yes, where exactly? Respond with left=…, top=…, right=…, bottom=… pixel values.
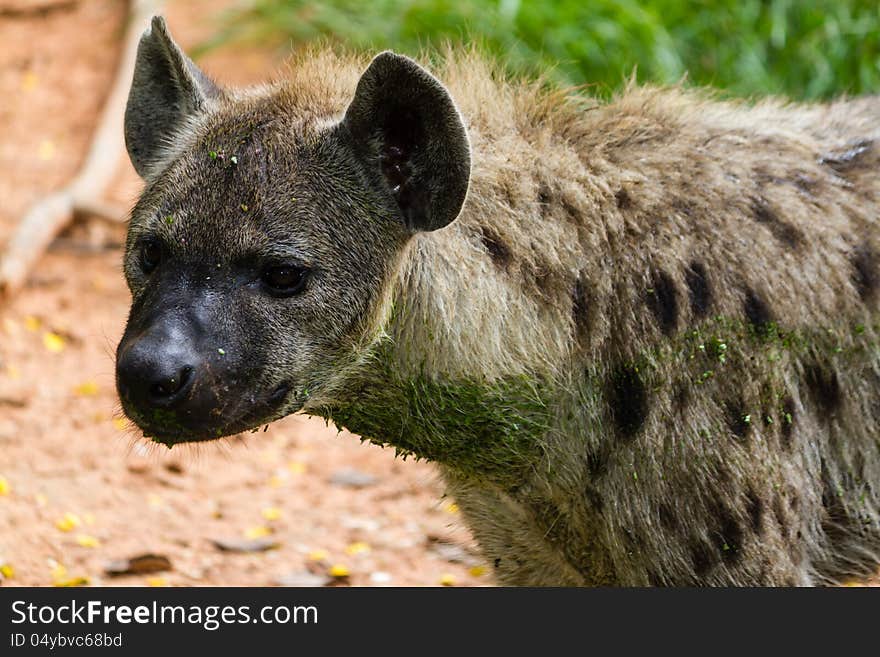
left=0, top=0, right=484, bottom=588
left=1, top=1, right=876, bottom=589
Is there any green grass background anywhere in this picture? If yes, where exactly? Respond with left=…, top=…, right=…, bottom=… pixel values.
left=202, top=0, right=879, bottom=99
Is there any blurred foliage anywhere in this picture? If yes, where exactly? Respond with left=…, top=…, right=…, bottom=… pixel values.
left=202, top=0, right=880, bottom=99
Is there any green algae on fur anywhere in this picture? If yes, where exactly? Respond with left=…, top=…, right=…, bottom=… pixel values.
left=314, top=346, right=553, bottom=487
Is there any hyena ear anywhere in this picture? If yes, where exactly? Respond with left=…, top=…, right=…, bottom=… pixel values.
left=342, top=52, right=471, bottom=232
left=124, top=16, right=222, bottom=178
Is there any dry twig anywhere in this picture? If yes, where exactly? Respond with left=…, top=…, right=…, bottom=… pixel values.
left=0, top=0, right=161, bottom=299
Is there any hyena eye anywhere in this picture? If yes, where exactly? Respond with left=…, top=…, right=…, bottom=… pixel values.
left=261, top=265, right=309, bottom=297
left=140, top=239, right=162, bottom=274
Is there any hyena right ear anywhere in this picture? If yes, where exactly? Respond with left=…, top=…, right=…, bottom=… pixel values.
left=341, top=52, right=471, bottom=233
left=124, top=16, right=222, bottom=178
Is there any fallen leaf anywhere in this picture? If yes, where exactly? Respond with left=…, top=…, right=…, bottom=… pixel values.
left=73, top=381, right=99, bottom=396
left=0, top=563, right=14, bottom=579
left=244, top=525, right=272, bottom=539
left=261, top=507, right=282, bottom=521
left=38, top=139, right=55, bottom=161
left=275, top=571, right=331, bottom=587
left=345, top=541, right=371, bottom=556
left=75, top=534, right=100, bottom=548
left=42, top=332, right=65, bottom=353
left=308, top=549, right=329, bottom=562
left=328, top=564, right=350, bottom=578
left=439, top=573, right=457, bottom=586
left=55, top=576, right=90, bottom=587
left=211, top=537, right=280, bottom=553
left=104, top=554, right=173, bottom=576
left=21, top=71, right=38, bottom=92
left=55, top=512, right=82, bottom=532
left=330, top=468, right=378, bottom=489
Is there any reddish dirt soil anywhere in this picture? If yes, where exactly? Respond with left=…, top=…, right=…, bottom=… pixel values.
left=0, top=0, right=484, bottom=588
left=1, top=1, right=876, bottom=589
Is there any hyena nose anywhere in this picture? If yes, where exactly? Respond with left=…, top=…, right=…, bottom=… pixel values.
left=116, top=338, right=198, bottom=408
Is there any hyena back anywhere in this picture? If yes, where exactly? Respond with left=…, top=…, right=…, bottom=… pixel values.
left=117, top=17, right=880, bottom=585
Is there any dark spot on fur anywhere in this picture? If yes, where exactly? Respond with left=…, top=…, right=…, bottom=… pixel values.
left=684, top=262, right=712, bottom=319
left=646, top=269, right=679, bottom=335
left=647, top=570, right=664, bottom=587
left=584, top=485, right=605, bottom=514
left=615, top=188, right=632, bottom=210
left=743, top=288, right=774, bottom=337
left=571, top=274, right=593, bottom=343
left=725, top=400, right=752, bottom=441
left=751, top=197, right=803, bottom=248
left=804, top=362, right=842, bottom=418
left=745, top=490, right=764, bottom=535
left=493, top=558, right=501, bottom=569
left=710, top=503, right=744, bottom=564
left=851, top=245, right=879, bottom=303
left=672, top=381, right=690, bottom=414
left=561, top=197, right=580, bottom=222
left=585, top=445, right=608, bottom=478
left=819, top=139, right=873, bottom=176
left=607, top=364, right=649, bottom=441
left=658, top=503, right=678, bottom=531
left=479, top=227, right=511, bottom=269
left=689, top=539, right=717, bottom=576
left=780, top=395, right=796, bottom=449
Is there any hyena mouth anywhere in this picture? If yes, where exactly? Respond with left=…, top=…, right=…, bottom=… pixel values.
left=126, top=380, right=295, bottom=447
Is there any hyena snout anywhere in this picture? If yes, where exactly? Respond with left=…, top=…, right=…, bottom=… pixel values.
left=116, top=321, right=201, bottom=411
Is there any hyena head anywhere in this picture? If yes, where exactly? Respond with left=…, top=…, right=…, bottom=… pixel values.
left=116, top=17, right=470, bottom=444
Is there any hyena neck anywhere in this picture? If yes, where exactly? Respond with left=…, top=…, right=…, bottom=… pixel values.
left=310, top=255, right=555, bottom=488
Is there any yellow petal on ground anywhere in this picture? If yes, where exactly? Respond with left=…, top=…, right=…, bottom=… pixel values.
left=43, top=332, right=66, bottom=353
left=146, top=577, right=168, bottom=587
left=112, top=417, right=129, bottom=431
left=35, top=493, right=48, bottom=507
left=0, top=563, right=14, bottom=579
left=24, top=315, right=41, bottom=332
left=328, top=564, right=350, bottom=578
left=443, top=502, right=460, bottom=514
left=55, top=512, right=82, bottom=532
left=0, top=476, right=10, bottom=496
left=21, top=71, right=38, bottom=92
left=73, top=380, right=99, bottom=396
left=345, top=541, right=371, bottom=556
left=38, top=139, right=56, bottom=161
left=49, top=561, right=67, bottom=582
left=261, top=507, right=282, bottom=521
left=5, top=364, right=21, bottom=380
left=268, top=475, right=285, bottom=488
left=308, top=549, right=329, bottom=562
left=469, top=565, right=487, bottom=577
left=75, top=534, right=100, bottom=548
left=287, top=461, right=306, bottom=475
left=55, top=576, right=90, bottom=587
left=439, top=573, right=457, bottom=586
left=244, top=525, right=272, bottom=539
left=83, top=513, right=96, bottom=526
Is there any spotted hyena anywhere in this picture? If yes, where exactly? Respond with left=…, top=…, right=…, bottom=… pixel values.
left=116, top=17, right=880, bottom=585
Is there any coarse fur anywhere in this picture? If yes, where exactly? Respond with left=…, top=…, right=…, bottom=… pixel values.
left=118, top=17, right=880, bottom=586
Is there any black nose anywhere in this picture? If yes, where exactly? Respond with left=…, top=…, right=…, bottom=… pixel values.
left=117, top=333, right=198, bottom=409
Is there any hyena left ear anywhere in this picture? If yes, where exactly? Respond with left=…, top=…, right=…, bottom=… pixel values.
left=342, top=52, right=471, bottom=232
